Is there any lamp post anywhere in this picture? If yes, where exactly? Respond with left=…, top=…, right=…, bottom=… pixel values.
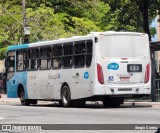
left=22, top=0, right=30, bottom=44
left=24, top=27, right=30, bottom=44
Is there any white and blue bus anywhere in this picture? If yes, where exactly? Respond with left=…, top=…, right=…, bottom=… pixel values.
left=5, top=31, right=151, bottom=107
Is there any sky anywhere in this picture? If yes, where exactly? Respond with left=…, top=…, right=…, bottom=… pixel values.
left=151, top=17, right=158, bottom=41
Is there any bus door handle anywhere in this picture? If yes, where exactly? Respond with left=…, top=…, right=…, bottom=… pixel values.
left=75, top=82, right=78, bottom=84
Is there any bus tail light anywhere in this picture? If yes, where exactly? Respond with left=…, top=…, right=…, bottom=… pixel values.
left=97, top=63, right=104, bottom=84
left=144, top=63, right=150, bottom=84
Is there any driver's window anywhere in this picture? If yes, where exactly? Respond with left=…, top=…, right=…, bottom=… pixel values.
left=6, top=51, right=15, bottom=80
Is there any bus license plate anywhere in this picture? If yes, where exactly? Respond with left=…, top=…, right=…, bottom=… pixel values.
left=127, top=64, right=142, bottom=72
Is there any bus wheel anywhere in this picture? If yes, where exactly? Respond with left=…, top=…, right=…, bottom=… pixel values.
left=20, top=89, right=30, bottom=106
left=61, top=85, right=71, bottom=107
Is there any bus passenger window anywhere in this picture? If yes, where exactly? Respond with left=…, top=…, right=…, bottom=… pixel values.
left=37, top=59, right=41, bottom=69
left=63, top=56, right=72, bottom=68
left=63, top=44, right=73, bottom=68
left=40, top=59, right=47, bottom=69
left=23, top=50, right=29, bottom=70
left=32, top=49, right=39, bottom=59
left=30, top=60, right=37, bottom=70
left=74, top=55, right=85, bottom=67
left=53, top=58, right=61, bottom=68
left=17, top=61, right=23, bottom=71
left=24, top=60, right=29, bottom=70
left=53, top=46, right=62, bottom=56
left=86, top=40, right=93, bottom=67
left=40, top=47, right=51, bottom=58
left=86, top=40, right=93, bottom=53
left=63, top=44, right=73, bottom=55
left=74, top=41, right=85, bottom=68
left=86, top=55, right=92, bottom=66
left=27, top=49, right=38, bottom=70
left=75, top=41, right=85, bottom=54
left=48, top=58, right=51, bottom=68
left=16, top=50, right=24, bottom=71
left=39, top=47, right=51, bottom=69
left=52, top=45, right=62, bottom=69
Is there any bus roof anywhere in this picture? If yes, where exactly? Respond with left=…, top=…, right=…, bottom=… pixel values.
left=7, top=35, right=95, bottom=51
left=7, top=31, right=147, bottom=51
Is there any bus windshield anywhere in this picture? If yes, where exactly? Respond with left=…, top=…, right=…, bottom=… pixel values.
left=100, top=35, right=147, bottom=58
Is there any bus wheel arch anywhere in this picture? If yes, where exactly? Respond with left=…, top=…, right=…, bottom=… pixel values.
left=17, top=84, right=30, bottom=106
left=60, top=83, right=72, bottom=107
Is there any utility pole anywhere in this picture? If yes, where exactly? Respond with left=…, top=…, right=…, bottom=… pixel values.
left=22, top=0, right=30, bottom=44
left=157, top=15, right=160, bottom=41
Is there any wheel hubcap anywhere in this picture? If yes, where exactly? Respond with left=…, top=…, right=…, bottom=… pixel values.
left=63, top=89, right=68, bottom=104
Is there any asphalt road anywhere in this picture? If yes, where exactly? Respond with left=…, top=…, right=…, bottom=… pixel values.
left=0, top=102, right=160, bottom=133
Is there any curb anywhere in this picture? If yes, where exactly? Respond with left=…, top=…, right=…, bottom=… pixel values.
left=0, top=94, right=160, bottom=107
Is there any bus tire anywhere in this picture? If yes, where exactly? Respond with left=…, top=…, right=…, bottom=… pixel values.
left=19, top=89, right=30, bottom=106
left=61, top=85, right=71, bottom=107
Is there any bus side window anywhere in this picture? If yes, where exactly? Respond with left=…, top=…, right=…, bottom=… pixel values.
left=53, top=45, right=62, bottom=57
left=63, top=43, right=73, bottom=68
left=8, top=56, right=15, bottom=72
left=6, top=52, right=15, bottom=80
left=53, top=58, right=61, bottom=68
left=16, top=50, right=24, bottom=71
left=86, top=40, right=93, bottom=67
left=28, top=49, right=38, bottom=70
left=52, top=45, right=62, bottom=69
left=24, top=60, right=29, bottom=70
left=31, top=60, right=36, bottom=69
left=24, top=50, right=29, bottom=70
left=74, top=55, right=85, bottom=67
left=74, top=41, right=85, bottom=68
left=39, top=47, right=51, bottom=69
left=75, top=41, right=85, bottom=54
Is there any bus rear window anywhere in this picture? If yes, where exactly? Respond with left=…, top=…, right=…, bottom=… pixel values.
left=100, top=36, right=147, bottom=58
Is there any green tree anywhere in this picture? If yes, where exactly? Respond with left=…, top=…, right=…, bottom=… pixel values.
left=1, top=0, right=160, bottom=60
left=0, top=0, right=22, bottom=47
left=104, top=0, right=160, bottom=41
left=134, top=0, right=160, bottom=41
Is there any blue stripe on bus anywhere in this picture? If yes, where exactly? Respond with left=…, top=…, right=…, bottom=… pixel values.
left=7, top=44, right=29, bottom=51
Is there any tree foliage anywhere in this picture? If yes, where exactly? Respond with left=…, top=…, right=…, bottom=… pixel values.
left=0, top=0, right=160, bottom=59
left=104, top=0, right=160, bottom=41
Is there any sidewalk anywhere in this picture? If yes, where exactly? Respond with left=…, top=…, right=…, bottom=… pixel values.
left=0, top=94, right=20, bottom=104
left=0, top=93, right=160, bottom=108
